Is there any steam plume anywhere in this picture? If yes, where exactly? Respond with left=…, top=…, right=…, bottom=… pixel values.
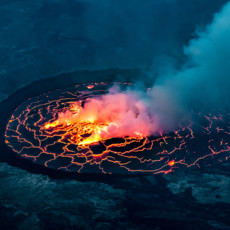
left=58, top=2, right=230, bottom=138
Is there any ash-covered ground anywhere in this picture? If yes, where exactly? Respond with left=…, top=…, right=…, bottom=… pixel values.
left=0, top=1, right=230, bottom=230
left=1, top=161, right=230, bottom=230
left=0, top=0, right=228, bottom=101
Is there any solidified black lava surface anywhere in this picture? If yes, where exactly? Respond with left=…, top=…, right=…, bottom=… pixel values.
left=1, top=70, right=230, bottom=230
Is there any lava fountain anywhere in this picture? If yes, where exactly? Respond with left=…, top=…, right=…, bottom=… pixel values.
left=5, top=82, right=230, bottom=174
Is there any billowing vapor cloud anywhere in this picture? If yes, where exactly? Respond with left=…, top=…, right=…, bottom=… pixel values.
left=54, top=83, right=186, bottom=140
left=56, top=87, right=163, bottom=138
left=144, top=1, right=230, bottom=132
left=156, top=1, right=230, bottom=110
left=54, top=1, right=230, bottom=139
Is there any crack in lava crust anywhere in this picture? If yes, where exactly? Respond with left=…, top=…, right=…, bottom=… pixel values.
left=4, top=82, right=230, bottom=174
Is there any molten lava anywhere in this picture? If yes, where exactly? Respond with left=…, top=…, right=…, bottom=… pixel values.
left=42, top=93, right=148, bottom=147
left=4, top=82, right=230, bottom=174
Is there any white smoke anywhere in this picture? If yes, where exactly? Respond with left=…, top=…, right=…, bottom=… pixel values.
left=57, top=2, right=230, bottom=137
left=115, top=1, right=230, bottom=134
left=153, top=2, right=230, bottom=111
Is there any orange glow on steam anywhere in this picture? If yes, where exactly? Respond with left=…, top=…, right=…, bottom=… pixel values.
left=43, top=92, right=151, bottom=146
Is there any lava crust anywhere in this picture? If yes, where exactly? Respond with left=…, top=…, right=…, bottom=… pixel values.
left=5, top=82, right=230, bottom=174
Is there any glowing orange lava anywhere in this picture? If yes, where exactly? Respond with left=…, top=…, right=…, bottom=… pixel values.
left=168, top=160, right=175, bottom=166
left=4, top=82, right=230, bottom=174
left=42, top=99, right=146, bottom=147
